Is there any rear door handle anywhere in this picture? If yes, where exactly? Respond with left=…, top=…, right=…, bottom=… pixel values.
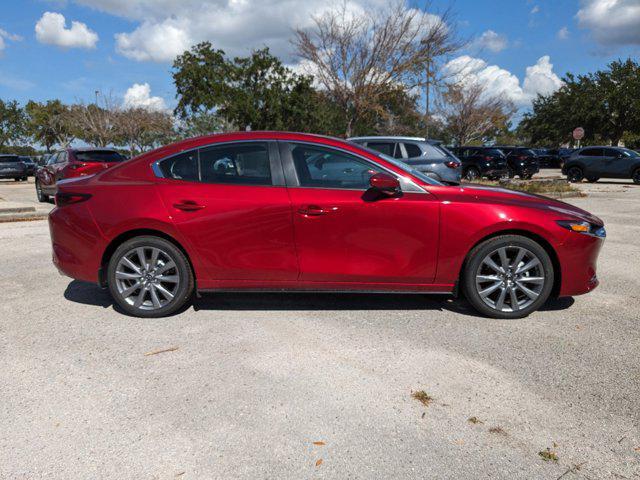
left=174, top=200, right=206, bottom=212
left=298, top=205, right=326, bottom=216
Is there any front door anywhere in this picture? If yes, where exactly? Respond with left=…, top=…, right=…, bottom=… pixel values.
left=282, top=142, right=439, bottom=285
left=154, top=141, right=298, bottom=282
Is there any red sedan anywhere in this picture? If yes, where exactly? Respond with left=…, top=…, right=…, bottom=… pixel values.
left=49, top=132, right=605, bottom=319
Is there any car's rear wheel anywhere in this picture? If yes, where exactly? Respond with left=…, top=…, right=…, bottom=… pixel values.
left=633, top=168, right=640, bottom=185
left=586, top=176, right=599, bottom=183
left=462, top=235, right=554, bottom=319
left=567, top=166, right=584, bottom=183
left=35, top=180, right=49, bottom=202
left=107, top=236, right=194, bottom=318
left=464, top=167, right=480, bottom=181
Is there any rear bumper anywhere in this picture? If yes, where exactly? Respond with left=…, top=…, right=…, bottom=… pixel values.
left=49, top=205, right=105, bottom=283
left=557, top=232, right=604, bottom=297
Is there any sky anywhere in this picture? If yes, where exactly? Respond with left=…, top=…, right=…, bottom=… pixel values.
left=0, top=0, right=638, bottom=114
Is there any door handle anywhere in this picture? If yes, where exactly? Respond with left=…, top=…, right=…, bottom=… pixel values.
left=298, top=205, right=326, bottom=216
left=174, top=200, right=206, bottom=212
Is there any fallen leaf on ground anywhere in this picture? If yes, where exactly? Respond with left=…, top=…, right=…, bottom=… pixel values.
left=468, top=416, right=483, bottom=424
left=144, top=346, right=179, bottom=356
left=411, top=390, right=433, bottom=407
left=175, top=472, right=185, bottom=477
left=313, top=441, right=325, bottom=446
left=315, top=459, right=323, bottom=467
left=489, top=426, right=507, bottom=436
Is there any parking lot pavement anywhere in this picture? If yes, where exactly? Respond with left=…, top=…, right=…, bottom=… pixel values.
left=0, top=178, right=54, bottom=219
left=1, top=181, right=638, bottom=479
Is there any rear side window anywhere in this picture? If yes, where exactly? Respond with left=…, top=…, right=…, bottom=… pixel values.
left=420, top=144, right=447, bottom=159
left=0, top=155, right=19, bottom=163
left=75, top=150, right=126, bottom=163
left=403, top=143, right=423, bottom=158
left=581, top=148, right=602, bottom=157
left=159, top=151, right=199, bottom=181
left=199, top=142, right=271, bottom=185
left=367, top=142, right=396, bottom=157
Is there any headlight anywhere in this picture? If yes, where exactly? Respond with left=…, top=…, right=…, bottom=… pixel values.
left=556, top=220, right=606, bottom=238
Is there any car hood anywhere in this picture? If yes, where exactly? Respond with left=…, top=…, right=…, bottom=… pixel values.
left=440, top=184, right=604, bottom=226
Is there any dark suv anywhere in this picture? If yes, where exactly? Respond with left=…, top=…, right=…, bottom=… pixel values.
left=496, top=147, right=540, bottom=179
left=451, top=147, right=509, bottom=181
left=0, top=154, right=28, bottom=181
left=562, top=146, right=640, bottom=184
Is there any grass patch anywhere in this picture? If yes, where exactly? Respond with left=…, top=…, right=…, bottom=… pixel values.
left=464, top=178, right=583, bottom=198
left=538, top=448, right=559, bottom=462
left=411, top=390, right=434, bottom=407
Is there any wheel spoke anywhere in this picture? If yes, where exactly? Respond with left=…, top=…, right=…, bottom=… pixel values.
left=155, top=283, right=175, bottom=300
left=509, top=288, right=520, bottom=311
left=479, top=281, right=502, bottom=298
left=495, top=287, right=507, bottom=310
left=156, top=275, right=179, bottom=283
left=483, top=257, right=503, bottom=274
left=498, top=247, right=510, bottom=270
left=477, top=275, right=501, bottom=282
left=516, top=282, right=539, bottom=300
left=518, top=276, right=544, bottom=284
left=512, top=248, right=526, bottom=270
left=133, top=290, right=146, bottom=308
left=122, top=257, right=141, bottom=274
left=149, top=285, right=162, bottom=308
left=516, top=258, right=540, bottom=275
left=156, top=260, right=176, bottom=275
left=116, top=271, right=140, bottom=280
left=150, top=248, right=160, bottom=270
left=121, top=281, right=141, bottom=298
left=136, top=248, right=147, bottom=271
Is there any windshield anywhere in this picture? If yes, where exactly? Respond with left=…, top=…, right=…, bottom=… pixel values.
left=75, top=150, right=127, bottom=163
left=620, top=148, right=639, bottom=157
left=356, top=145, right=445, bottom=186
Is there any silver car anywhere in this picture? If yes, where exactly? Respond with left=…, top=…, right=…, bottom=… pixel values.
left=348, top=136, right=462, bottom=184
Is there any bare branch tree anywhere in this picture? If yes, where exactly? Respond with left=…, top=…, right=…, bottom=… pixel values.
left=69, top=93, right=119, bottom=147
left=440, top=82, right=516, bottom=145
left=115, top=108, right=174, bottom=157
left=293, top=0, right=461, bottom=136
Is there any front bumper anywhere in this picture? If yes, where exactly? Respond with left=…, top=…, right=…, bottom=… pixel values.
left=557, top=231, right=604, bottom=297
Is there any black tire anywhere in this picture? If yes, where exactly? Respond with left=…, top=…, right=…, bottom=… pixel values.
left=464, top=167, right=480, bottom=182
left=461, top=235, right=554, bottom=319
left=566, top=166, right=584, bottom=183
left=107, top=236, right=194, bottom=318
left=35, top=180, right=49, bottom=203
left=633, top=168, right=640, bottom=185
left=520, top=174, right=533, bottom=180
left=507, top=167, right=515, bottom=179
left=586, top=176, right=599, bottom=183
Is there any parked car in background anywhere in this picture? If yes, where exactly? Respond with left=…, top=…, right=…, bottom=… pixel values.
left=348, top=136, right=461, bottom=184
left=562, top=146, right=640, bottom=184
left=0, top=154, right=28, bottom=181
left=450, top=146, right=510, bottom=181
left=36, top=148, right=127, bottom=202
left=532, top=149, right=559, bottom=168
left=496, top=147, right=540, bottom=179
left=19, top=156, right=37, bottom=176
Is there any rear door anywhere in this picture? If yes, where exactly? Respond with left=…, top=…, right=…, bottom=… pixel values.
left=579, top=148, right=604, bottom=176
left=599, top=148, right=628, bottom=178
left=282, top=141, right=439, bottom=285
left=154, top=140, right=299, bottom=282
left=366, top=141, right=400, bottom=159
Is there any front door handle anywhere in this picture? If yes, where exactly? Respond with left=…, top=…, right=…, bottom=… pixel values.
left=174, top=200, right=206, bottom=212
left=298, top=205, right=326, bottom=216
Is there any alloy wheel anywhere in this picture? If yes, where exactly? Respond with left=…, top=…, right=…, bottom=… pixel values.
left=633, top=169, right=640, bottom=185
left=474, top=246, right=546, bottom=313
left=114, top=246, right=180, bottom=311
left=567, top=167, right=583, bottom=182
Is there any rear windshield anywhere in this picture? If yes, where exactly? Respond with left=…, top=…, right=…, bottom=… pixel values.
left=0, top=155, right=20, bottom=163
left=75, top=150, right=126, bottom=163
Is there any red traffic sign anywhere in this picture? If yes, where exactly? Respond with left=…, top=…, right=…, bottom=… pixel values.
left=573, top=127, right=585, bottom=140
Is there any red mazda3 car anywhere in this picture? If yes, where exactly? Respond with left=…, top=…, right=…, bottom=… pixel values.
left=48, top=132, right=605, bottom=319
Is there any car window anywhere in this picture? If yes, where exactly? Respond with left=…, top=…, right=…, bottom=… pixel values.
left=619, top=148, right=639, bottom=157
left=0, top=155, right=20, bottom=163
left=403, top=143, right=423, bottom=158
left=47, top=154, right=58, bottom=165
left=56, top=152, right=68, bottom=164
left=367, top=142, right=396, bottom=157
left=581, top=148, right=602, bottom=157
left=288, top=143, right=382, bottom=189
left=75, top=150, right=127, bottom=163
left=199, top=142, right=272, bottom=185
left=158, top=150, right=199, bottom=181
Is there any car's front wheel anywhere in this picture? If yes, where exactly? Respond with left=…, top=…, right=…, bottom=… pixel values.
left=107, top=236, right=194, bottom=318
left=35, top=180, right=49, bottom=203
left=567, top=166, right=584, bottom=182
left=462, top=235, right=554, bottom=319
left=633, top=168, right=640, bottom=185
left=464, top=167, right=480, bottom=181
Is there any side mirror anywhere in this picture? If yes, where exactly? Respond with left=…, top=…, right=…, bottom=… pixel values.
left=369, top=172, right=400, bottom=195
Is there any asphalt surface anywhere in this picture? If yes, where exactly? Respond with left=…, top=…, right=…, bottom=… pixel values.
left=0, top=179, right=638, bottom=479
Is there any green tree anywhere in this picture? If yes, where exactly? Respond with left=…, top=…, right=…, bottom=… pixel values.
left=173, top=43, right=324, bottom=132
left=25, top=100, right=74, bottom=152
left=0, top=99, right=27, bottom=150
left=520, top=59, right=640, bottom=146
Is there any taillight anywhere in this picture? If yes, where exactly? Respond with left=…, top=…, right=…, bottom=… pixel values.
left=484, top=156, right=493, bottom=161
left=55, top=192, right=92, bottom=207
left=518, top=155, right=527, bottom=161
left=446, top=161, right=461, bottom=169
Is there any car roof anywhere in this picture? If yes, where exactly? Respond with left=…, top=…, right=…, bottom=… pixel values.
left=348, top=136, right=429, bottom=143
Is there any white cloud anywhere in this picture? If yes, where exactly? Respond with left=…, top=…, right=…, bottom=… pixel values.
left=35, top=12, right=99, bottom=49
left=577, top=0, right=640, bottom=46
left=530, top=5, right=540, bottom=14
left=123, top=83, right=167, bottom=111
left=0, top=29, right=23, bottom=54
left=444, top=55, right=563, bottom=107
left=71, top=0, right=395, bottom=63
left=472, top=30, right=508, bottom=53
left=557, top=26, right=569, bottom=40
